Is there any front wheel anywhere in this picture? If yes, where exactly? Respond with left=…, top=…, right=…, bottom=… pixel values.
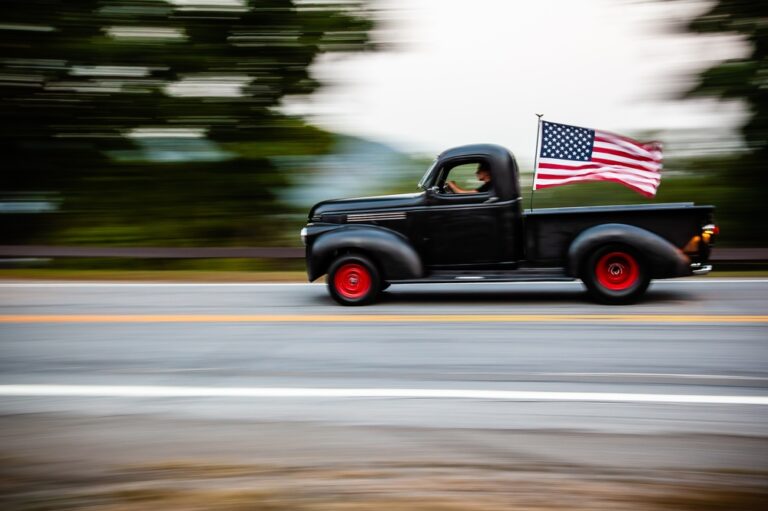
left=327, top=254, right=382, bottom=306
left=582, top=245, right=650, bottom=305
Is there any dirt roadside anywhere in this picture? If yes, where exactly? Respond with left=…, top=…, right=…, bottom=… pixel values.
left=1, top=414, right=766, bottom=510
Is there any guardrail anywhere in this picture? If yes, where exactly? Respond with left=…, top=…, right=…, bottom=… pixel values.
left=709, top=248, right=768, bottom=262
left=0, top=246, right=304, bottom=259
left=0, top=246, right=766, bottom=263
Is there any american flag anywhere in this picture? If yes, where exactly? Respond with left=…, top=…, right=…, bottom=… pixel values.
left=533, top=121, right=663, bottom=197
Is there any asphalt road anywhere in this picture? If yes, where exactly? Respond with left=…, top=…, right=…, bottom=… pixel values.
left=1, top=279, right=768, bottom=508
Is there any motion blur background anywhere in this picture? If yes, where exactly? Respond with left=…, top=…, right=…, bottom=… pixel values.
left=2, top=3, right=768, bottom=510
left=0, top=0, right=766, bottom=271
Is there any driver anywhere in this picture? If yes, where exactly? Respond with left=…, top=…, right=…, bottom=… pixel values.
left=446, top=162, right=492, bottom=194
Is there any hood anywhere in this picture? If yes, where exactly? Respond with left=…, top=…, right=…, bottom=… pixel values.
left=309, top=192, right=425, bottom=219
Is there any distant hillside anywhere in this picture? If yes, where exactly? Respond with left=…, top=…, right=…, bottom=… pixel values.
left=276, top=134, right=428, bottom=207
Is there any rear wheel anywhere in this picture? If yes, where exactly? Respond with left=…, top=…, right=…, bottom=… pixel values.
left=327, top=254, right=381, bottom=306
left=582, top=245, right=650, bottom=305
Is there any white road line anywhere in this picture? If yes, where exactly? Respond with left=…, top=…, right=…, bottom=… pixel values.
left=538, top=372, right=768, bottom=381
left=0, top=279, right=767, bottom=287
left=1, top=385, right=766, bottom=405
left=0, top=282, right=318, bottom=287
left=651, top=279, right=768, bottom=284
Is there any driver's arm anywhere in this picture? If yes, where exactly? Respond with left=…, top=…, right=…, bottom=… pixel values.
left=447, top=181, right=477, bottom=194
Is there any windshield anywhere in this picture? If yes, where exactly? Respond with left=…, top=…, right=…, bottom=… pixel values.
left=417, top=159, right=438, bottom=190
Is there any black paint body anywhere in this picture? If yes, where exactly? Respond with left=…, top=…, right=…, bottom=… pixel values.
left=303, top=144, right=714, bottom=283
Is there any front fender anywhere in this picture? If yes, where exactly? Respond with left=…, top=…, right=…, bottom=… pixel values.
left=568, top=223, right=690, bottom=279
left=307, top=225, right=424, bottom=282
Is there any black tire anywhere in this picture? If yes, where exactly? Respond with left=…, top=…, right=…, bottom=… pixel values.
left=327, top=254, right=382, bottom=306
left=581, top=244, right=650, bottom=305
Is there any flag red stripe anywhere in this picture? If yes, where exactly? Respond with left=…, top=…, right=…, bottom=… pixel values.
left=538, top=162, right=660, bottom=182
left=535, top=176, right=655, bottom=197
left=538, top=160, right=660, bottom=175
left=537, top=172, right=659, bottom=189
left=591, top=148, right=662, bottom=171
left=592, top=145, right=660, bottom=164
left=536, top=182, right=654, bottom=198
left=536, top=167, right=660, bottom=191
left=590, top=156, right=660, bottom=174
left=595, top=131, right=659, bottom=152
left=594, top=135, right=661, bottom=159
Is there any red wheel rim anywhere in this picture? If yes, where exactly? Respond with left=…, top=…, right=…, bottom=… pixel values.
left=334, top=263, right=372, bottom=299
left=595, top=251, right=639, bottom=291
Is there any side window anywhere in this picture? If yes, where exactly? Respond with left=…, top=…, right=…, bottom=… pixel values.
left=441, top=161, right=492, bottom=195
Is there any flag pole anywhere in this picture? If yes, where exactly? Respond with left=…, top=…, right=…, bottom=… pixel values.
left=530, top=113, right=544, bottom=212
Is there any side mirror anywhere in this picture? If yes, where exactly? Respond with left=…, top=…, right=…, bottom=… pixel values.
left=428, top=185, right=441, bottom=196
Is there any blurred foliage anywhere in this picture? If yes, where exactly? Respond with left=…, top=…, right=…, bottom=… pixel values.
left=2, top=0, right=765, bottom=252
left=522, top=0, right=766, bottom=246
left=0, top=0, right=375, bottom=246
left=672, top=0, right=768, bottom=244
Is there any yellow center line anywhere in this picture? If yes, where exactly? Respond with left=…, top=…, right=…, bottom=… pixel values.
left=0, top=314, right=767, bottom=323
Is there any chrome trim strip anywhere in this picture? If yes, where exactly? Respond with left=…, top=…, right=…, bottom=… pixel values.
left=347, top=211, right=407, bottom=222
left=348, top=214, right=406, bottom=218
left=348, top=218, right=406, bottom=221
left=349, top=211, right=402, bottom=214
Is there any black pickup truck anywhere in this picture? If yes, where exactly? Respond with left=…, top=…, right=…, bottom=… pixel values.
left=301, top=144, right=717, bottom=305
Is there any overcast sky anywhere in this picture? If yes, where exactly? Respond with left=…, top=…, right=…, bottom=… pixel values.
left=285, top=0, right=747, bottom=164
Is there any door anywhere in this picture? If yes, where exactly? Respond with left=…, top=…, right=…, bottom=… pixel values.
left=423, top=160, right=505, bottom=267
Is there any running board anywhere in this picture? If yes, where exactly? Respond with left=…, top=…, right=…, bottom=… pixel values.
left=390, top=268, right=575, bottom=284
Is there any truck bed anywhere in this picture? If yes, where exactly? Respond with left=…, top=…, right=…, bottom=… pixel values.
left=524, top=203, right=713, bottom=265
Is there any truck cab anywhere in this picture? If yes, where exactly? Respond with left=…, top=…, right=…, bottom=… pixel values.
left=302, top=144, right=716, bottom=305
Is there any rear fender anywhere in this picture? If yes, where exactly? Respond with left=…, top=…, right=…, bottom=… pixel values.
left=568, top=223, right=690, bottom=279
left=307, top=225, right=423, bottom=282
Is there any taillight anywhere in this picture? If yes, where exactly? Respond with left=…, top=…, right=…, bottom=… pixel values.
left=702, top=224, right=718, bottom=243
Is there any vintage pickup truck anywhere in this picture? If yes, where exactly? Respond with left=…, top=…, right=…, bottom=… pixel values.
left=301, top=144, right=717, bottom=305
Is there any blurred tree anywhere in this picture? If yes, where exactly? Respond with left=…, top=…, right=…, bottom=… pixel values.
left=0, top=0, right=375, bottom=245
left=674, top=0, right=768, bottom=243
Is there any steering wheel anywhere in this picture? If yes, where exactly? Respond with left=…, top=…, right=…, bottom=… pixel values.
left=442, top=182, right=454, bottom=194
